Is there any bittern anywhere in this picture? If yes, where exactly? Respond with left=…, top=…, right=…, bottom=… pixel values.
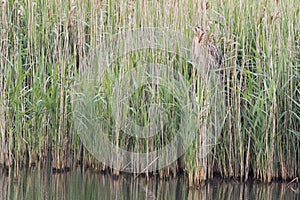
left=192, top=26, right=222, bottom=75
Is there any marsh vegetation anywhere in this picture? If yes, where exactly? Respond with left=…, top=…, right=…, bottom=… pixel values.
left=0, top=0, right=299, bottom=185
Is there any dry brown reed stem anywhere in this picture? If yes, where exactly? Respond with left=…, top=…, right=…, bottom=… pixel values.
left=191, top=26, right=223, bottom=184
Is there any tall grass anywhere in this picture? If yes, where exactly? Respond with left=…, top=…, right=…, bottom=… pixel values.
left=0, top=0, right=299, bottom=184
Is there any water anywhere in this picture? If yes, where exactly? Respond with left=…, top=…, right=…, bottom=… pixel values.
left=0, top=167, right=298, bottom=200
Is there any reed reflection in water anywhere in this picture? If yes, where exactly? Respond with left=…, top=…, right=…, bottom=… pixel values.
left=0, top=167, right=298, bottom=200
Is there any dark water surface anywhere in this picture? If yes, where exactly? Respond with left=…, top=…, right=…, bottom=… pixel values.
left=0, top=167, right=298, bottom=200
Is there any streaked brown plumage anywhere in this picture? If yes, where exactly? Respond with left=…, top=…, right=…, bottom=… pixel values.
left=192, top=26, right=222, bottom=74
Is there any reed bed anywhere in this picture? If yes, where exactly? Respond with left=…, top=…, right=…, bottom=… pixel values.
left=0, top=0, right=299, bottom=185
